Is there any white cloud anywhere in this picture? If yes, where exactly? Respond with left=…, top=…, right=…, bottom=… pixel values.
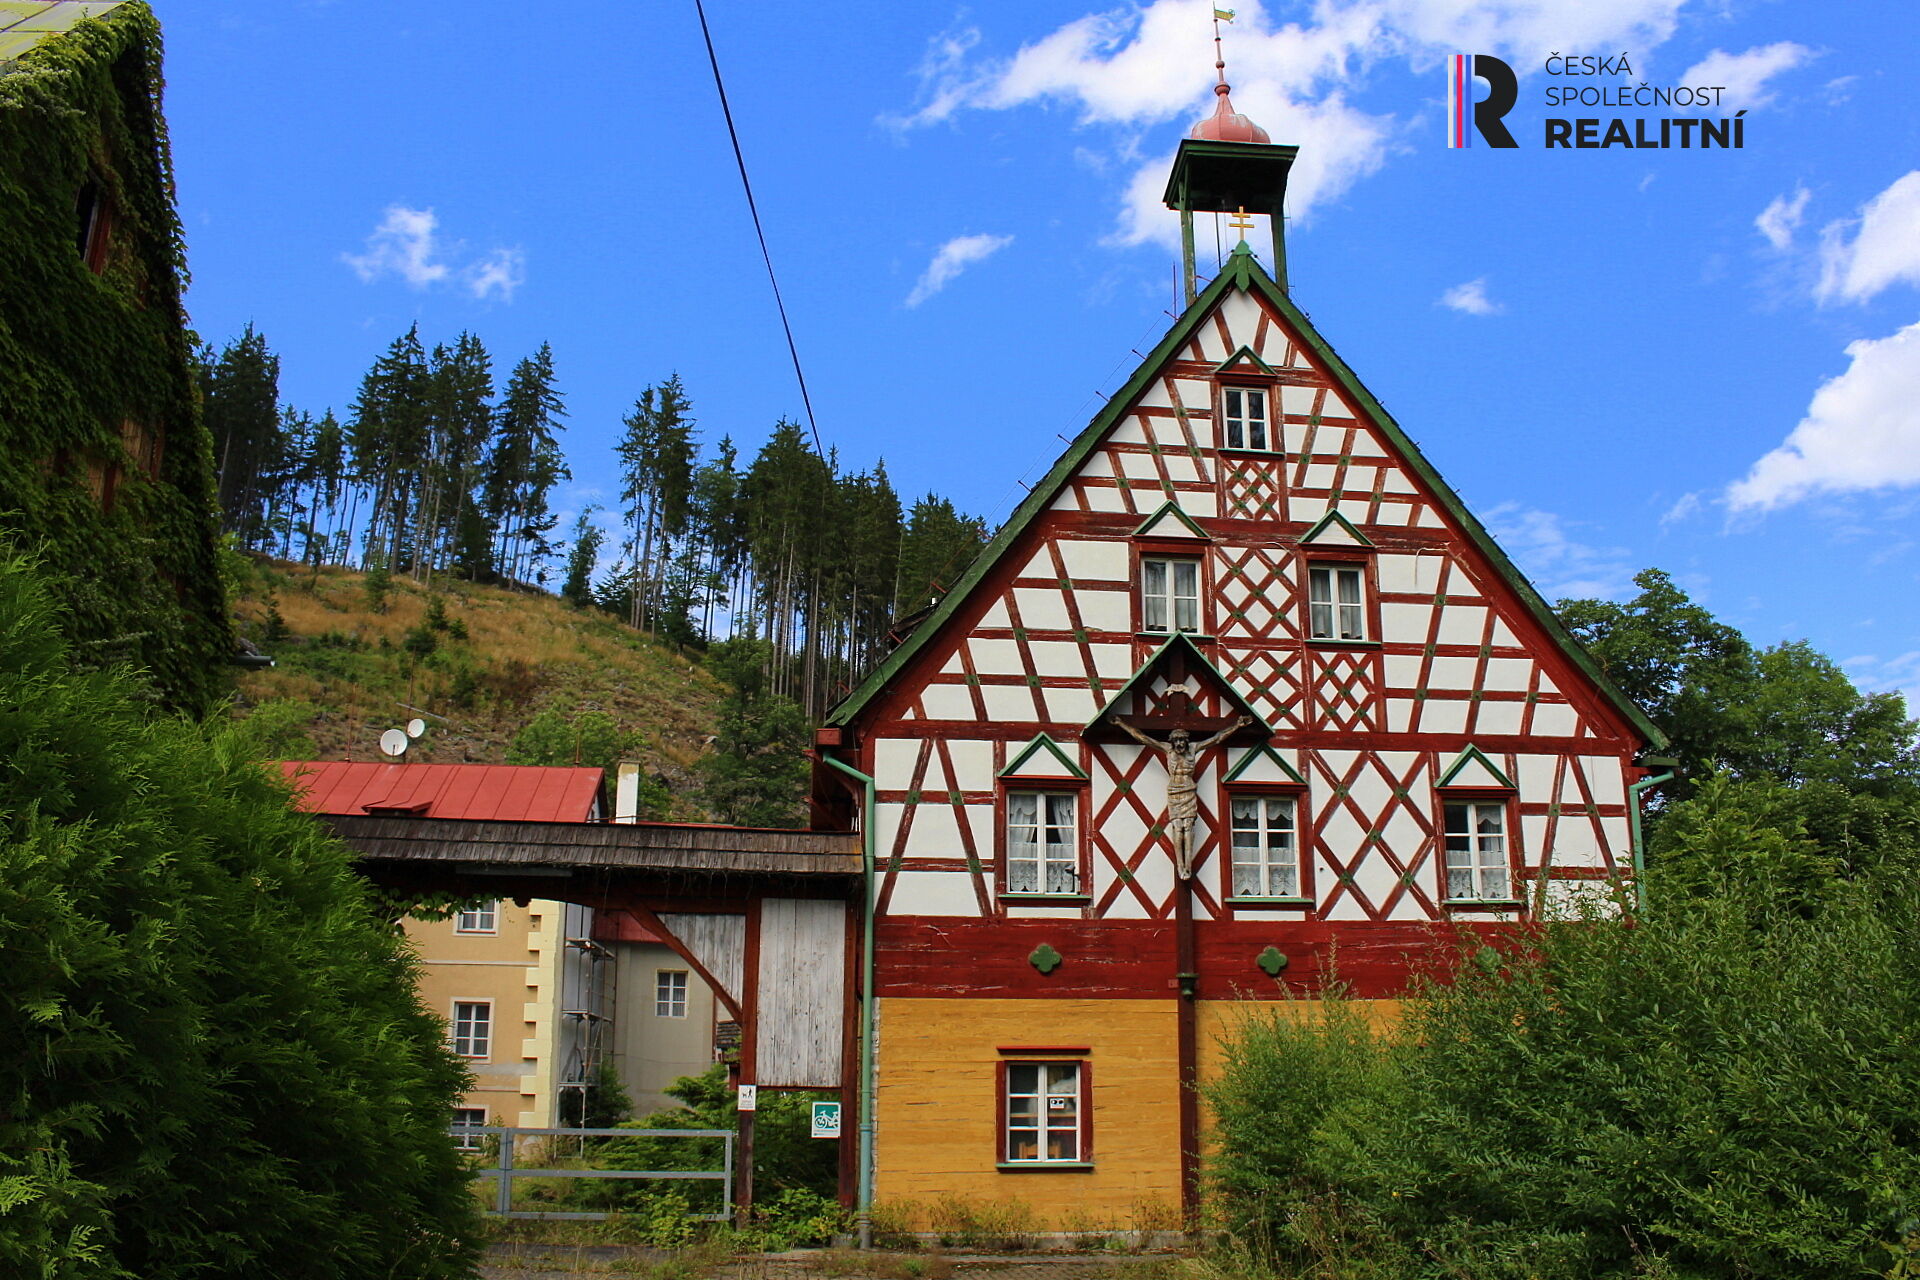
left=1815, top=171, right=1920, bottom=304
left=906, top=233, right=1014, bottom=307
left=343, top=205, right=524, bottom=302
left=892, top=0, right=1694, bottom=244
left=1678, top=42, right=1815, bottom=112
left=464, top=247, right=525, bottom=302
left=1726, top=318, right=1920, bottom=511
left=344, top=206, right=449, bottom=288
left=1842, top=650, right=1920, bottom=716
left=1439, top=277, right=1501, bottom=315
left=1754, top=186, right=1810, bottom=252
left=1482, top=502, right=1635, bottom=600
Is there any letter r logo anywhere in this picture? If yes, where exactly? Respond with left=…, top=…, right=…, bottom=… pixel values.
left=1447, top=54, right=1518, bottom=148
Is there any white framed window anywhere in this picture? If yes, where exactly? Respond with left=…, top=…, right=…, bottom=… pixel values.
left=1444, top=801, right=1511, bottom=900
left=1221, top=386, right=1270, bottom=451
left=451, top=1001, right=492, bottom=1059
left=1142, top=557, right=1200, bottom=633
left=1006, top=792, right=1079, bottom=895
left=455, top=901, right=499, bottom=934
left=1308, top=564, right=1367, bottom=641
left=1002, top=1061, right=1086, bottom=1164
left=451, top=1106, right=488, bottom=1151
left=655, top=970, right=689, bottom=1018
left=1229, top=794, right=1299, bottom=898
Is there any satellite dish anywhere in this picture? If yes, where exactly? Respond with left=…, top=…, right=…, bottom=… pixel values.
left=406, top=718, right=427, bottom=739
left=379, top=728, right=410, bottom=758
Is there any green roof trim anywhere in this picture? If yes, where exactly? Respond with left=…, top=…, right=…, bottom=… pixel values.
left=827, top=245, right=1665, bottom=748
left=1086, top=632, right=1274, bottom=737
left=1131, top=500, right=1211, bottom=540
left=1298, top=509, right=1375, bottom=548
left=1224, top=744, right=1307, bottom=787
left=1000, top=733, right=1086, bottom=780
left=1213, top=344, right=1277, bottom=377
left=1436, top=745, right=1517, bottom=790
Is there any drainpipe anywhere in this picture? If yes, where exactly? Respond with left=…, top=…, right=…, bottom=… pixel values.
left=1626, top=764, right=1675, bottom=911
left=822, top=753, right=877, bottom=1250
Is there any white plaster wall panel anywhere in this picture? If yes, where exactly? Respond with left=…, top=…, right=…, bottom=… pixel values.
left=1374, top=502, right=1413, bottom=527
left=945, top=740, right=995, bottom=791
left=873, top=803, right=907, bottom=862
left=968, top=638, right=1023, bottom=676
left=1417, top=698, right=1470, bottom=736
left=1186, top=324, right=1219, bottom=364
left=1017, top=547, right=1058, bottom=578
left=1151, top=417, right=1193, bottom=449
left=1280, top=423, right=1313, bottom=454
left=1129, top=857, right=1175, bottom=914
left=1542, top=880, right=1615, bottom=916
left=1437, top=606, right=1490, bottom=647
left=1073, top=591, right=1132, bottom=636
left=1349, top=854, right=1403, bottom=911
left=1490, top=617, right=1520, bottom=646
left=1375, top=554, right=1422, bottom=595
left=1007, top=904, right=1092, bottom=921
left=977, top=599, right=1012, bottom=630
left=1519, top=812, right=1550, bottom=860
left=1287, top=496, right=1323, bottom=522
left=1280, top=385, right=1319, bottom=416
left=1332, top=498, right=1369, bottom=525
left=1530, top=703, right=1578, bottom=737
left=1182, top=490, right=1220, bottom=519
left=1108, top=416, right=1148, bottom=445
left=1481, top=658, right=1533, bottom=693
left=1427, top=656, right=1480, bottom=690
left=937, top=651, right=968, bottom=678
left=1119, top=452, right=1164, bottom=482
left=1381, top=602, right=1429, bottom=639
left=1077, top=451, right=1115, bottom=478
left=1344, top=766, right=1397, bottom=815
left=1582, top=758, right=1627, bottom=807
left=1012, top=587, right=1072, bottom=631
left=1384, top=698, right=1415, bottom=733
left=1323, top=894, right=1371, bottom=922
left=1045, top=685, right=1100, bottom=724
left=1543, top=821, right=1600, bottom=864
left=1382, top=468, right=1419, bottom=495
left=1318, top=395, right=1357, bottom=422
left=1347, top=429, right=1388, bottom=458
left=1601, top=815, right=1630, bottom=858
left=1474, top=701, right=1525, bottom=736
left=1171, top=376, right=1212, bottom=408
left=980, top=685, right=1038, bottom=721
left=1162, top=456, right=1204, bottom=486
left=1513, top=755, right=1558, bottom=796
left=1341, top=464, right=1380, bottom=495
left=887, top=871, right=982, bottom=917
left=1301, top=463, right=1338, bottom=490
left=1059, top=539, right=1129, bottom=582
left=1090, top=643, right=1140, bottom=682
left=907, top=801, right=965, bottom=853
left=917, top=683, right=977, bottom=721
left=1417, top=506, right=1446, bottom=529
left=1534, top=672, right=1562, bottom=698
left=873, top=740, right=926, bottom=792
left=1027, top=639, right=1085, bottom=676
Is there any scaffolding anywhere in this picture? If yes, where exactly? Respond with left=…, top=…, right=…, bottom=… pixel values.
left=555, top=903, right=614, bottom=1127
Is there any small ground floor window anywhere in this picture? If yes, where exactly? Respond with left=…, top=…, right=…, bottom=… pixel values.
left=451, top=1107, right=487, bottom=1151
left=1001, top=1060, right=1089, bottom=1165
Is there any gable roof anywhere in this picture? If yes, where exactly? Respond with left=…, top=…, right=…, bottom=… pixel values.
left=827, top=247, right=1664, bottom=748
left=279, top=761, right=606, bottom=823
left=1087, top=631, right=1274, bottom=738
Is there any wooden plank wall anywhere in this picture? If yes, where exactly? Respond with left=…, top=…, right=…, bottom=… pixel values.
left=661, top=913, right=746, bottom=1008
left=755, top=899, right=847, bottom=1088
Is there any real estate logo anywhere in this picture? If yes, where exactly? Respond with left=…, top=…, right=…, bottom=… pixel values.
left=1446, top=54, right=1518, bottom=148
left=1449, top=51, right=1748, bottom=150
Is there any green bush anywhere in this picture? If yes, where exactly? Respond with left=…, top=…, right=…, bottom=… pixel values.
left=0, top=551, right=480, bottom=1278
left=1208, top=783, right=1920, bottom=1279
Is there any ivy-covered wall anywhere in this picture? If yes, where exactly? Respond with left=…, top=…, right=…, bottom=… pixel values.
left=0, top=2, right=229, bottom=715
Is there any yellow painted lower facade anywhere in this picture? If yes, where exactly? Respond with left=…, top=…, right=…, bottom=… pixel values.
left=875, top=996, right=1406, bottom=1229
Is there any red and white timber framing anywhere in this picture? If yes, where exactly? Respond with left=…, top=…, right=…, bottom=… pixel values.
left=816, top=247, right=1664, bottom=1001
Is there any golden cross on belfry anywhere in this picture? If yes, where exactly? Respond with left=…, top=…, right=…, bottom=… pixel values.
left=1227, top=207, right=1256, bottom=239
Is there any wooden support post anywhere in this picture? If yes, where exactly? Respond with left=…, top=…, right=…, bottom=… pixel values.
left=1174, top=875, right=1200, bottom=1224
left=736, top=898, right=763, bottom=1227
left=836, top=896, right=861, bottom=1211
left=1179, top=202, right=1197, bottom=306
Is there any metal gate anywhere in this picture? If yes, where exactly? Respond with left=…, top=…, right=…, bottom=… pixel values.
left=458, top=1125, right=734, bottom=1222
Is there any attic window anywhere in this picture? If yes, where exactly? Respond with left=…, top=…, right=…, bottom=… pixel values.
left=1221, top=387, right=1270, bottom=451
left=75, top=177, right=111, bottom=275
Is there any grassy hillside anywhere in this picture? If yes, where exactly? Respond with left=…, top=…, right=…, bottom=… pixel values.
left=226, top=556, right=725, bottom=817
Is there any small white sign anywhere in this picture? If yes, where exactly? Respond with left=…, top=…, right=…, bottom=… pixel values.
left=810, top=1101, right=842, bottom=1138
left=1047, top=1096, right=1071, bottom=1111
left=736, top=1084, right=758, bottom=1112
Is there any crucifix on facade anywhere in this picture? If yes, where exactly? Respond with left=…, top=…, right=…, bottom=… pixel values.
left=1106, top=669, right=1252, bottom=880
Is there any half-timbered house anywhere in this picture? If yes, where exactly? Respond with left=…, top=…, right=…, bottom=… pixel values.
left=812, top=73, right=1663, bottom=1228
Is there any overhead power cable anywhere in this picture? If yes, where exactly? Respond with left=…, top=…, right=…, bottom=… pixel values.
left=690, top=0, right=825, bottom=458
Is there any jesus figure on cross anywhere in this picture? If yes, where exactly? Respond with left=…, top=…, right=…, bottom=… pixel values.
left=1108, top=713, right=1252, bottom=880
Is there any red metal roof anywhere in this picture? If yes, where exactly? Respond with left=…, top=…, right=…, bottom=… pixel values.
left=279, top=761, right=605, bottom=823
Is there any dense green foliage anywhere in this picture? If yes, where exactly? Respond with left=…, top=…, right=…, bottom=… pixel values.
left=0, top=3, right=229, bottom=715
left=1559, top=570, right=1920, bottom=804
left=1209, top=778, right=1920, bottom=1280
left=0, top=552, right=480, bottom=1278
left=506, top=707, right=670, bottom=816
left=698, top=637, right=813, bottom=826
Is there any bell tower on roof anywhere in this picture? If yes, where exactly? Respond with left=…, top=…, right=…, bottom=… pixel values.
left=1161, top=19, right=1297, bottom=302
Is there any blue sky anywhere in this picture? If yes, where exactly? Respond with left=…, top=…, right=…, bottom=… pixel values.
left=165, top=1, right=1920, bottom=703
